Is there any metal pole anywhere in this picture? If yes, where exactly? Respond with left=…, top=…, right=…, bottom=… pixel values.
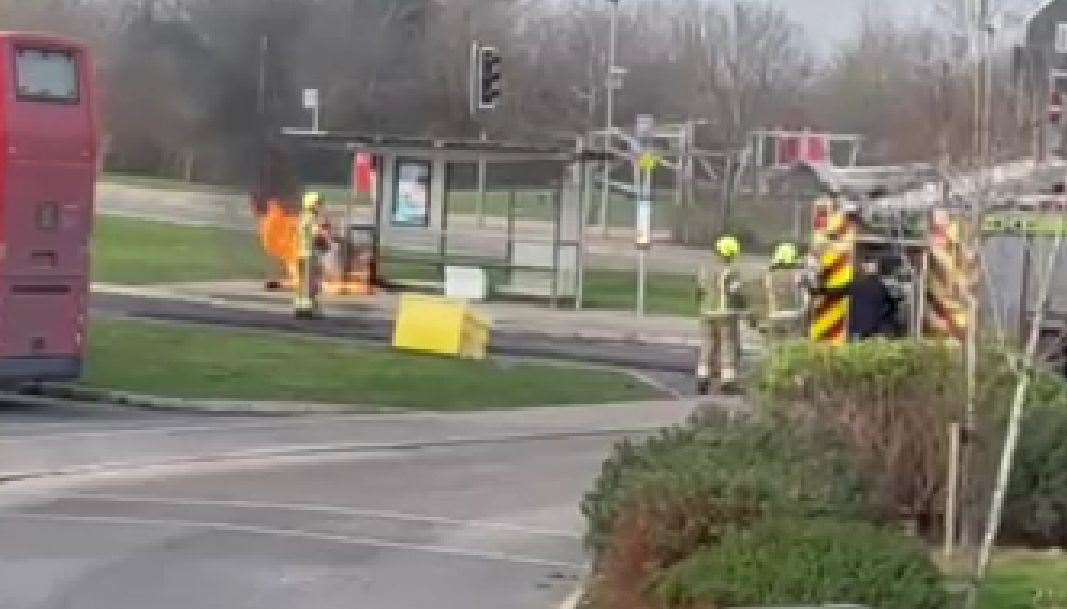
left=983, top=14, right=993, bottom=172
left=972, top=0, right=983, bottom=166
left=577, top=139, right=589, bottom=310
left=600, top=0, right=618, bottom=237
left=552, top=189, right=561, bottom=309
left=793, top=199, right=801, bottom=243
left=477, top=129, right=487, bottom=229
left=638, top=249, right=646, bottom=315
left=685, top=121, right=696, bottom=245
left=1018, top=235, right=1033, bottom=343
left=634, top=158, right=642, bottom=314
left=917, top=250, right=929, bottom=338
left=631, top=162, right=648, bottom=313
left=257, top=35, right=268, bottom=117
left=945, top=421, right=961, bottom=557
left=673, top=129, right=684, bottom=244
left=344, top=155, right=354, bottom=279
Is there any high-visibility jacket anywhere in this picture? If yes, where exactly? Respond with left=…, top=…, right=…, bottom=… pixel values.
left=298, top=209, right=319, bottom=259
left=701, top=266, right=744, bottom=313
left=764, top=266, right=804, bottom=315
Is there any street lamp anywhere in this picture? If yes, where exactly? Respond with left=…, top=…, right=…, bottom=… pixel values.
left=600, top=0, right=620, bottom=237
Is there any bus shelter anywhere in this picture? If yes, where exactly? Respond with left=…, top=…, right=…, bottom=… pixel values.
left=277, top=131, right=603, bottom=307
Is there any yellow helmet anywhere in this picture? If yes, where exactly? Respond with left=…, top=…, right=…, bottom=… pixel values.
left=303, top=191, right=324, bottom=211
left=771, top=242, right=800, bottom=267
left=715, top=235, right=741, bottom=260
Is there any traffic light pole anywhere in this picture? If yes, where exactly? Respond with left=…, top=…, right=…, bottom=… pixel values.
left=469, top=41, right=480, bottom=117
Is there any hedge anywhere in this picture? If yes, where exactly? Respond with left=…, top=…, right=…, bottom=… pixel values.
left=654, top=518, right=948, bottom=609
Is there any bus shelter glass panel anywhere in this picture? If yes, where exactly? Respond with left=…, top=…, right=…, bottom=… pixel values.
left=487, top=161, right=574, bottom=299
left=443, top=162, right=507, bottom=261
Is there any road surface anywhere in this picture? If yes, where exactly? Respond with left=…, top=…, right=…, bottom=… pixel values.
left=0, top=399, right=697, bottom=609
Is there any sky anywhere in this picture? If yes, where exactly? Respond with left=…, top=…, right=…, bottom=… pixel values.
left=777, top=0, right=1046, bottom=53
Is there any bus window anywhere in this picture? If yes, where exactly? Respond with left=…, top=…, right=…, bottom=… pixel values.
left=15, top=48, right=78, bottom=103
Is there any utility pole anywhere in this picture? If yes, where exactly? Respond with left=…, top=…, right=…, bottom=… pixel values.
left=600, top=0, right=619, bottom=238
left=981, top=0, right=993, bottom=173
left=257, top=35, right=269, bottom=118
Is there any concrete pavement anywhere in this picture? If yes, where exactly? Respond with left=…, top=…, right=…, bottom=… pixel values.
left=0, top=398, right=701, bottom=609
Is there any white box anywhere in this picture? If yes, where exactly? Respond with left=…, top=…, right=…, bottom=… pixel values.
left=445, top=266, right=487, bottom=301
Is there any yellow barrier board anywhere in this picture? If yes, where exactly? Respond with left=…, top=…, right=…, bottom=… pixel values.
left=393, top=294, right=491, bottom=360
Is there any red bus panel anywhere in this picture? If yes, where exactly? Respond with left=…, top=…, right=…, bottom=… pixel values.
left=0, top=33, right=95, bottom=381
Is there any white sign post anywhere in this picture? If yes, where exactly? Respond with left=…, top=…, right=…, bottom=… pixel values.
left=633, top=113, right=657, bottom=316
left=636, top=151, right=660, bottom=316
left=302, top=88, right=320, bottom=133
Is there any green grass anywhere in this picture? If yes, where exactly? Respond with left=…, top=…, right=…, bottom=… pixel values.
left=83, top=319, right=662, bottom=409
left=583, top=268, right=698, bottom=316
left=377, top=260, right=698, bottom=317
left=102, top=172, right=241, bottom=194
left=93, top=216, right=270, bottom=284
left=95, top=215, right=698, bottom=316
left=979, top=552, right=1067, bottom=609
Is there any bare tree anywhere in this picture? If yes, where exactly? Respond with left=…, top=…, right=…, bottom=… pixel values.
left=673, top=0, right=813, bottom=147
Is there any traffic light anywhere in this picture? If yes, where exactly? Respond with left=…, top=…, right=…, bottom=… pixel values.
left=478, top=46, right=502, bottom=109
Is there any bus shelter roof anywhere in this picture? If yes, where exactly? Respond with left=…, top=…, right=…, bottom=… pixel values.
left=279, top=129, right=611, bottom=163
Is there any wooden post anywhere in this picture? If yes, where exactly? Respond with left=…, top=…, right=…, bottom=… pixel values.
left=1018, top=234, right=1033, bottom=343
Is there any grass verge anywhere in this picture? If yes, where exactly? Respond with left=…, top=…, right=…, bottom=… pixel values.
left=83, top=319, right=663, bottom=409
left=582, top=269, right=697, bottom=316
left=980, top=552, right=1067, bottom=609
left=102, top=172, right=241, bottom=193
left=96, top=213, right=699, bottom=316
left=93, top=216, right=270, bottom=284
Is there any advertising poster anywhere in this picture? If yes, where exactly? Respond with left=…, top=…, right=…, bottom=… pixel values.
left=393, top=160, right=430, bottom=226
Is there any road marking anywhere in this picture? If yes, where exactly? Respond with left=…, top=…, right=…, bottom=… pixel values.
left=30, top=493, right=582, bottom=539
left=7, top=512, right=586, bottom=570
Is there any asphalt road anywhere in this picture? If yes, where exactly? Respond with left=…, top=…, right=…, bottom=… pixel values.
left=0, top=399, right=697, bottom=609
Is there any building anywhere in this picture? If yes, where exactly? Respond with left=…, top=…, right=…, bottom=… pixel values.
left=1020, top=0, right=1067, bottom=155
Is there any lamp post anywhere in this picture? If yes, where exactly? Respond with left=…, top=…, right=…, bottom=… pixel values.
left=600, top=0, right=619, bottom=237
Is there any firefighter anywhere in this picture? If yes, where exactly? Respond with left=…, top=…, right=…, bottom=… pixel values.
left=294, top=191, right=326, bottom=318
left=762, top=242, right=807, bottom=340
left=696, top=235, right=745, bottom=395
left=849, top=257, right=896, bottom=339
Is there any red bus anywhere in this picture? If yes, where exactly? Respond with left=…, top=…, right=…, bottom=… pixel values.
left=0, top=33, right=96, bottom=382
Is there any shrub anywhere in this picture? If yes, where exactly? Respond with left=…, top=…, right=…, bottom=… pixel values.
left=582, top=422, right=872, bottom=609
left=653, top=518, right=949, bottom=609
left=756, top=339, right=964, bottom=531
left=756, top=338, right=1067, bottom=547
left=1000, top=404, right=1067, bottom=547
left=581, top=423, right=869, bottom=561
